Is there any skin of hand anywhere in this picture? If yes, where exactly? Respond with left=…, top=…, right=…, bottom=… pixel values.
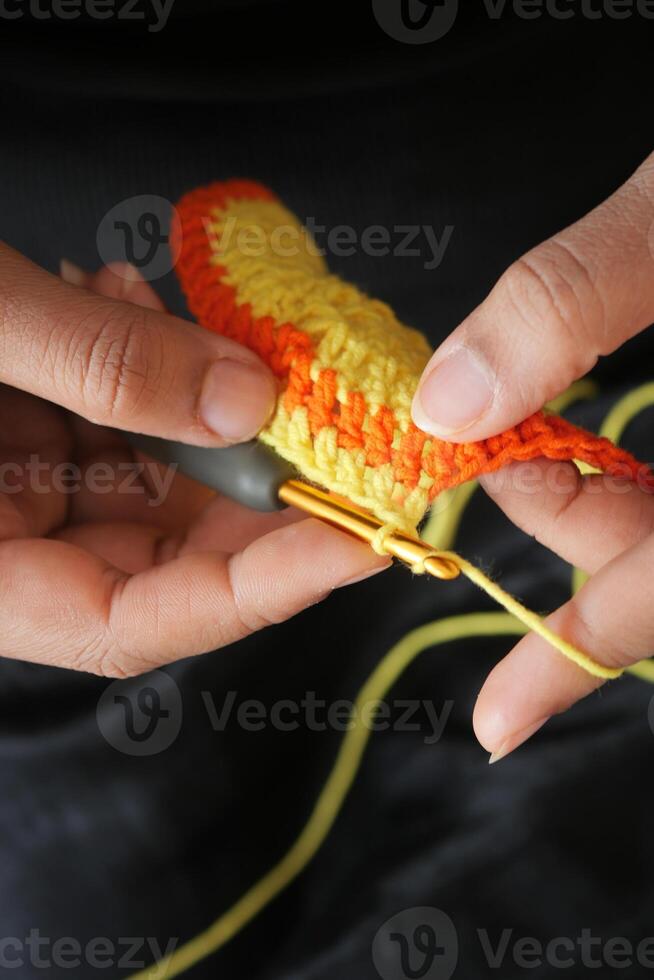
left=411, top=151, right=654, bottom=763
left=0, top=248, right=388, bottom=677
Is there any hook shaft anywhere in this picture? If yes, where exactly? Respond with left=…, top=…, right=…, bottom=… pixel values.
left=278, top=480, right=460, bottom=581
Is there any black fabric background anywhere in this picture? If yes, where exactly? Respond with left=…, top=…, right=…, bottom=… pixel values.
left=1, top=3, right=654, bottom=977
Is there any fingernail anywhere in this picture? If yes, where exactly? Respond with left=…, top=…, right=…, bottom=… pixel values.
left=107, top=261, right=142, bottom=295
left=488, top=716, right=551, bottom=765
left=413, top=346, right=495, bottom=435
left=200, top=359, right=277, bottom=442
left=60, top=258, right=87, bottom=287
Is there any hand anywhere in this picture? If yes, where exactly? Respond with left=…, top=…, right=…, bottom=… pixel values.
left=412, top=152, right=654, bottom=761
left=0, top=248, right=387, bottom=676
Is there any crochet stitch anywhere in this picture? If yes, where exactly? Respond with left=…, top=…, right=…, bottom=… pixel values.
left=173, top=180, right=652, bottom=533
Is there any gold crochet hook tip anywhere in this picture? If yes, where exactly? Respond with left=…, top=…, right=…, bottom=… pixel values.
left=422, top=554, right=461, bottom=581
left=278, top=479, right=460, bottom=581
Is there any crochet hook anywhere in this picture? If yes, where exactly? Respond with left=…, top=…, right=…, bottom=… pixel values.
left=128, top=435, right=460, bottom=581
left=278, top=480, right=460, bottom=580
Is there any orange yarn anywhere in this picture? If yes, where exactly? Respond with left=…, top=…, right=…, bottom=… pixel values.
left=173, top=180, right=654, bottom=506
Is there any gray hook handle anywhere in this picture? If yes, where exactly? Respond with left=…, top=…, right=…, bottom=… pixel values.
left=127, top=435, right=296, bottom=512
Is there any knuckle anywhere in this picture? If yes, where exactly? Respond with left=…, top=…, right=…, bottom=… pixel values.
left=67, top=574, right=158, bottom=679
left=88, top=635, right=159, bottom=679
left=59, top=635, right=116, bottom=676
left=502, top=243, right=602, bottom=372
left=68, top=650, right=147, bottom=679
left=226, top=552, right=277, bottom=634
left=558, top=602, right=624, bottom=674
left=97, top=651, right=150, bottom=680
left=62, top=633, right=157, bottom=677
left=71, top=304, right=165, bottom=425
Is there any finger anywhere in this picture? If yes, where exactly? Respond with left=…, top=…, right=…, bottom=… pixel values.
left=61, top=259, right=166, bottom=312
left=0, top=384, right=73, bottom=537
left=473, top=529, right=654, bottom=761
left=56, top=521, right=167, bottom=574
left=62, top=447, right=165, bottom=527
left=64, top=412, right=214, bottom=528
left=67, top=438, right=295, bottom=536
left=0, top=520, right=389, bottom=674
left=413, top=152, right=654, bottom=441
left=481, top=458, right=654, bottom=574
left=177, top=492, right=304, bottom=553
left=72, top=453, right=216, bottom=529
left=57, top=500, right=302, bottom=571
left=60, top=263, right=215, bottom=527
left=61, top=260, right=167, bottom=459
left=0, top=243, right=277, bottom=445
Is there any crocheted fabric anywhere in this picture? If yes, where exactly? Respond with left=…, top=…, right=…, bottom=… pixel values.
left=174, top=180, right=651, bottom=533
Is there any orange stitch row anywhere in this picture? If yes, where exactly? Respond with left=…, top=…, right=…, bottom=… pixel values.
left=173, top=181, right=654, bottom=500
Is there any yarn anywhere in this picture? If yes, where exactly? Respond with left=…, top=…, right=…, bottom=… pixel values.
left=126, top=380, right=654, bottom=980
left=172, top=179, right=654, bottom=681
left=173, top=179, right=653, bottom=535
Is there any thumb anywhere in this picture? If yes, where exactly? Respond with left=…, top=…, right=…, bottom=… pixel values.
left=412, top=152, right=654, bottom=442
left=1, top=244, right=277, bottom=446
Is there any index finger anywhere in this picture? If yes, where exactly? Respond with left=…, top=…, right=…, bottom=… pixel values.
left=0, top=244, right=276, bottom=446
left=473, top=531, right=654, bottom=762
left=0, top=519, right=388, bottom=675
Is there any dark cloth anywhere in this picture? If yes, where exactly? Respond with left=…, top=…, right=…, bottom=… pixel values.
left=1, top=4, right=653, bottom=977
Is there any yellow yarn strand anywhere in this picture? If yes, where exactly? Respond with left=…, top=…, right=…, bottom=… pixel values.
left=420, top=379, right=621, bottom=681
left=599, top=381, right=654, bottom=444
left=571, top=381, right=654, bottom=682
left=126, top=613, right=526, bottom=980
left=430, top=551, right=621, bottom=680
left=124, top=379, right=651, bottom=980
